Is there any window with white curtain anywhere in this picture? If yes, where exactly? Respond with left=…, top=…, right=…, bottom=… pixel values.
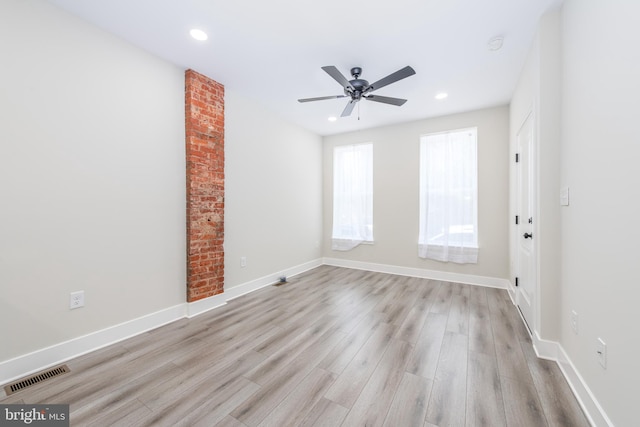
left=418, top=128, right=478, bottom=263
left=332, top=143, right=373, bottom=251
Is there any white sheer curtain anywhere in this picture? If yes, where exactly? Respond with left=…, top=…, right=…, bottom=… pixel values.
left=332, top=143, right=373, bottom=251
left=418, top=128, right=478, bottom=263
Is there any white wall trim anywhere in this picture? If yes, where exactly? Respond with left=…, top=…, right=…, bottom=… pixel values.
left=506, top=280, right=516, bottom=303
left=556, top=345, right=615, bottom=427
left=322, top=257, right=613, bottom=427
left=185, top=258, right=323, bottom=317
left=224, top=258, right=323, bottom=302
left=1, top=258, right=324, bottom=387
left=6, top=256, right=613, bottom=427
left=322, top=257, right=509, bottom=289
left=532, top=331, right=559, bottom=361
left=0, top=303, right=186, bottom=386
left=511, top=323, right=613, bottom=427
left=185, top=293, right=227, bottom=318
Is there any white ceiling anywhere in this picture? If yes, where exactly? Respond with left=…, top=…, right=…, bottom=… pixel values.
left=47, top=0, right=561, bottom=136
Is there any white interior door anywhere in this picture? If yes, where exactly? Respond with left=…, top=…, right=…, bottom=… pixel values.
left=516, top=113, right=535, bottom=333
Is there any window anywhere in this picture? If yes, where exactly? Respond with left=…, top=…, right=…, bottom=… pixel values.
left=332, top=143, right=373, bottom=251
left=418, top=128, right=478, bottom=263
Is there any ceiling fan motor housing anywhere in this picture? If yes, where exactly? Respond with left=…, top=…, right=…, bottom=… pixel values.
left=346, top=67, right=368, bottom=99
left=346, top=80, right=369, bottom=100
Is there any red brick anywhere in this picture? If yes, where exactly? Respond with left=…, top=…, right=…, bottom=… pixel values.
left=185, top=69, right=225, bottom=302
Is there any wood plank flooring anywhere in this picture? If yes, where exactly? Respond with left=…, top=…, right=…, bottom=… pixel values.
left=1, top=266, right=590, bottom=426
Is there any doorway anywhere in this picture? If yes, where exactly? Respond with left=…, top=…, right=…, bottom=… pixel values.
left=515, top=111, right=536, bottom=333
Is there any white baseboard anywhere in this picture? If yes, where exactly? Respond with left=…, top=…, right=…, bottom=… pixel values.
left=324, top=258, right=614, bottom=426
left=223, top=258, right=323, bottom=302
left=322, top=257, right=510, bottom=289
left=1, top=256, right=612, bottom=427
left=185, top=258, right=324, bottom=317
left=502, top=301, right=613, bottom=426
left=186, top=293, right=227, bottom=318
left=506, top=280, right=516, bottom=303
left=0, top=303, right=186, bottom=386
left=531, top=331, right=559, bottom=361
left=513, top=326, right=612, bottom=427
left=555, top=345, right=615, bottom=427
left=1, top=258, right=324, bottom=386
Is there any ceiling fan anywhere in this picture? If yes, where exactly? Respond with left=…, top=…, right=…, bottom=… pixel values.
left=298, top=65, right=416, bottom=117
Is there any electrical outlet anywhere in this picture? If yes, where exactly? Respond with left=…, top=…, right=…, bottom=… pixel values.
left=596, top=338, right=607, bottom=369
left=570, top=310, right=578, bottom=334
left=70, top=291, right=85, bottom=309
left=240, top=256, right=247, bottom=268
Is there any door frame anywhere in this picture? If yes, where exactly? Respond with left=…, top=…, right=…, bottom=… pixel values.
left=513, top=109, right=538, bottom=335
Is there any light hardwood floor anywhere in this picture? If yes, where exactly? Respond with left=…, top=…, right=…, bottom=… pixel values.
left=1, top=266, right=590, bottom=426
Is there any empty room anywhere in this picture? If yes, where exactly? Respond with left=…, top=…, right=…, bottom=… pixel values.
left=0, top=0, right=637, bottom=426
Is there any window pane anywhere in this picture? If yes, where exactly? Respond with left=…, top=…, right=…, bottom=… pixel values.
left=332, top=143, right=373, bottom=251
left=418, top=128, right=478, bottom=263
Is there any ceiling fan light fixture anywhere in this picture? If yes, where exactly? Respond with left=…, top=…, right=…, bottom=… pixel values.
left=190, top=28, right=208, bottom=41
left=435, top=92, right=448, bottom=100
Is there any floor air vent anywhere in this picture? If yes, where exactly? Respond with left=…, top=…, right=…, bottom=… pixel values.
left=4, top=365, right=70, bottom=396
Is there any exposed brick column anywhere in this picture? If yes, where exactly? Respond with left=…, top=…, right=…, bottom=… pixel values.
left=185, top=69, right=224, bottom=302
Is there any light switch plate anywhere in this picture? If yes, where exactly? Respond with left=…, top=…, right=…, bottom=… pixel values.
left=560, top=187, right=570, bottom=206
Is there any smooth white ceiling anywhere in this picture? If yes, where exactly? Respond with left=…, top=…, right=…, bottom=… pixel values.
left=47, top=0, right=561, bottom=136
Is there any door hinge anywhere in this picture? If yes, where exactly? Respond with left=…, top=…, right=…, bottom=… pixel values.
left=515, top=277, right=519, bottom=287
left=515, top=215, right=519, bottom=225
left=515, top=153, right=520, bottom=163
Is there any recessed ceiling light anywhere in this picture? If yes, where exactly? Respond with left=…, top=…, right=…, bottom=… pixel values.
left=328, top=116, right=337, bottom=122
left=487, top=36, right=504, bottom=51
left=435, top=92, right=448, bottom=100
left=190, top=29, right=208, bottom=41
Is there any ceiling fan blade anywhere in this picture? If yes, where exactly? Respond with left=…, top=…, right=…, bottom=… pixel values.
left=367, top=66, right=416, bottom=92
left=298, top=95, right=348, bottom=103
left=322, top=66, right=355, bottom=91
left=341, top=100, right=357, bottom=117
left=364, top=95, right=407, bottom=106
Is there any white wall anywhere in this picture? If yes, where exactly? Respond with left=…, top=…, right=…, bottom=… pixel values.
left=560, top=1, right=640, bottom=425
left=224, top=93, right=323, bottom=289
left=8, top=3, right=636, bottom=423
left=509, top=8, right=562, bottom=341
left=322, top=107, right=510, bottom=281
left=0, top=1, right=186, bottom=361
left=536, top=9, right=562, bottom=342
left=0, top=1, right=324, bottom=377
left=513, top=2, right=640, bottom=424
